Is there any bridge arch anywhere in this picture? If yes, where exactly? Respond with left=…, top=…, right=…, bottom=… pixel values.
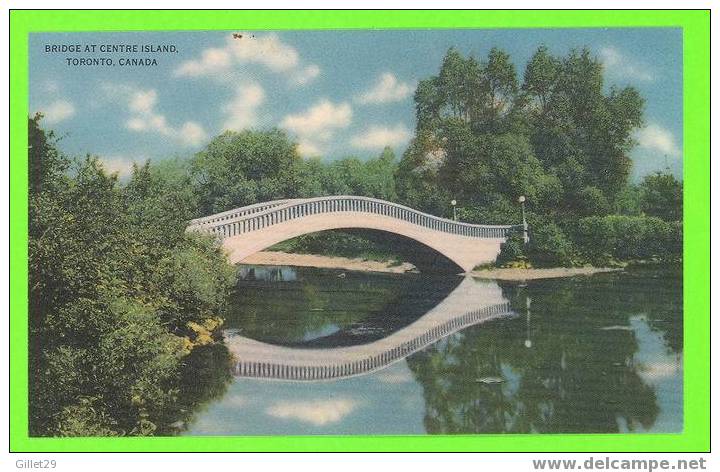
left=188, top=196, right=520, bottom=273
left=225, top=277, right=517, bottom=381
left=260, top=228, right=465, bottom=273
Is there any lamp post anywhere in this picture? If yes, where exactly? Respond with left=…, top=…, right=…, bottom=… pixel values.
left=524, top=296, right=532, bottom=348
left=451, top=199, right=457, bottom=221
left=518, top=195, right=529, bottom=244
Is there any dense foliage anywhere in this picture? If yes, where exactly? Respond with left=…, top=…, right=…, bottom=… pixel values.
left=395, top=46, right=682, bottom=267
left=191, top=131, right=398, bottom=216
left=29, top=115, right=234, bottom=436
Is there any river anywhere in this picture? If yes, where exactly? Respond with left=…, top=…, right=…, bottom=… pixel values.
left=183, top=265, right=682, bottom=435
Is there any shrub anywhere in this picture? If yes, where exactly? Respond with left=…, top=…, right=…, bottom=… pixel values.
left=572, top=215, right=682, bottom=264
left=496, top=233, right=526, bottom=267
left=526, top=222, right=575, bottom=267
left=640, top=172, right=683, bottom=222
left=576, top=186, right=611, bottom=216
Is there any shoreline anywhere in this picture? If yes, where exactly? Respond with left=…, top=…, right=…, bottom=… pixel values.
left=239, top=251, right=416, bottom=274
left=470, top=266, right=621, bottom=280
left=239, top=251, right=621, bottom=280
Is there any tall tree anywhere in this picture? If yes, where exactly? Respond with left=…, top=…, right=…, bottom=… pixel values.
left=191, top=129, right=303, bottom=215
left=399, top=45, right=646, bottom=224
left=639, top=171, right=683, bottom=222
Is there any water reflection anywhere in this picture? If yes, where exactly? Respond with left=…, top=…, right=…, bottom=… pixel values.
left=184, top=265, right=682, bottom=435
left=225, top=275, right=516, bottom=381
left=237, top=265, right=298, bottom=282
left=225, top=266, right=466, bottom=346
left=408, top=267, right=682, bottom=434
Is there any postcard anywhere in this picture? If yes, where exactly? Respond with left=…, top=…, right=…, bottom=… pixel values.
left=10, top=10, right=709, bottom=453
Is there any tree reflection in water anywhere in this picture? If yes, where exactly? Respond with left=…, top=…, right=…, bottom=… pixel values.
left=157, top=343, right=233, bottom=435
left=189, top=265, right=681, bottom=435
left=407, top=266, right=681, bottom=434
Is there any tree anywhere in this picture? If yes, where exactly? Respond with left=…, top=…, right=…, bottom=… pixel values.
left=522, top=45, right=560, bottom=116
left=320, top=148, right=398, bottom=201
left=639, top=172, right=683, bottom=222
left=396, top=45, right=657, bottom=266
left=29, top=118, right=234, bottom=436
left=29, top=113, right=68, bottom=195
left=484, top=47, right=519, bottom=126
left=396, top=129, right=453, bottom=216
left=406, top=279, right=662, bottom=433
left=124, top=159, right=199, bottom=251
left=191, top=129, right=303, bottom=215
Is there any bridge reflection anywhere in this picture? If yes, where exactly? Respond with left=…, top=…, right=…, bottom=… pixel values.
left=225, top=276, right=516, bottom=381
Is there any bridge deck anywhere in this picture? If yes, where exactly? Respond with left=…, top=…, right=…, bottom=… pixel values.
left=188, top=195, right=520, bottom=240
left=188, top=196, right=521, bottom=272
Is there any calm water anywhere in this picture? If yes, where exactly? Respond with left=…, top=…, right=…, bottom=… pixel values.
left=184, top=265, right=682, bottom=435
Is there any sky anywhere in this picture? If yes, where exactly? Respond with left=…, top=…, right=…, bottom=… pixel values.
left=29, top=28, right=683, bottom=180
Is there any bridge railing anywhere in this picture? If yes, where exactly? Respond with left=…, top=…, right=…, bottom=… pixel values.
left=188, top=199, right=301, bottom=228
left=232, top=301, right=515, bottom=381
left=188, top=195, right=521, bottom=240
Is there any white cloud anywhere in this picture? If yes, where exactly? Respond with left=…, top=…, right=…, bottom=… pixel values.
left=356, top=72, right=413, bottom=104
left=374, top=367, right=414, bottom=384
left=179, top=122, right=210, bottom=147
left=175, top=33, right=319, bottom=86
left=292, top=64, right=321, bottom=86
left=97, top=155, right=137, bottom=178
left=102, top=83, right=209, bottom=147
left=599, top=46, right=654, bottom=82
left=221, top=395, right=250, bottom=408
left=128, top=89, right=158, bottom=114
left=636, top=123, right=681, bottom=156
left=280, top=99, right=352, bottom=156
left=265, top=398, right=360, bottom=426
left=637, top=360, right=681, bottom=383
left=296, top=139, right=322, bottom=156
left=99, top=82, right=134, bottom=100
left=350, top=123, right=411, bottom=150
left=174, top=47, right=232, bottom=77
left=225, top=33, right=299, bottom=72
left=222, top=82, right=266, bottom=131
left=282, top=100, right=351, bottom=135
left=38, top=99, right=75, bottom=124
left=43, top=80, right=60, bottom=93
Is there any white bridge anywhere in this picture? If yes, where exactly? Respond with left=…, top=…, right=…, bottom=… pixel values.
left=188, top=196, right=520, bottom=272
left=224, top=277, right=516, bottom=381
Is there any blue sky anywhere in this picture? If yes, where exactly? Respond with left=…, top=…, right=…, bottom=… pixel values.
left=30, top=28, right=682, bottom=180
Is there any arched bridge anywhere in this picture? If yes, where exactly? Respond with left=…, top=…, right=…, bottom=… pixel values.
left=224, top=277, right=517, bottom=381
left=188, top=196, right=520, bottom=272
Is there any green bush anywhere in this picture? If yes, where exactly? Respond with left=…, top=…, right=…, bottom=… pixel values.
left=575, top=186, right=611, bottom=216
left=640, top=172, right=682, bottom=222
left=526, top=222, right=575, bottom=267
left=572, top=215, right=682, bottom=265
left=496, top=233, right=526, bottom=267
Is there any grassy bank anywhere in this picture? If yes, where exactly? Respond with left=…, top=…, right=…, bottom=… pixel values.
left=269, top=230, right=406, bottom=265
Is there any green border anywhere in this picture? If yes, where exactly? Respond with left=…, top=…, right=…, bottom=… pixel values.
left=9, top=10, right=710, bottom=452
